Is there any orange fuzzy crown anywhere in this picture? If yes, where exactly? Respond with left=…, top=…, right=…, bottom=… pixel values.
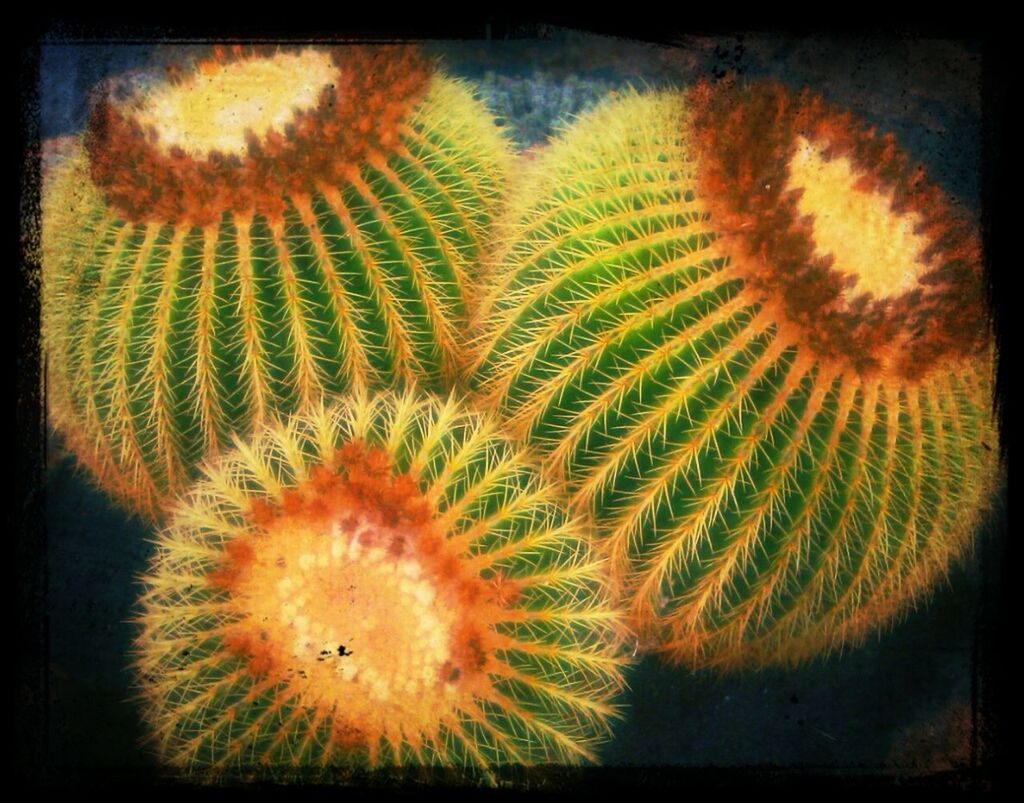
left=689, top=77, right=988, bottom=381
left=85, top=44, right=432, bottom=226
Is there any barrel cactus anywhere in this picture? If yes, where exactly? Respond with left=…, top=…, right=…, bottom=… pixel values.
left=42, top=44, right=512, bottom=521
left=470, top=83, right=999, bottom=669
left=133, top=392, right=626, bottom=781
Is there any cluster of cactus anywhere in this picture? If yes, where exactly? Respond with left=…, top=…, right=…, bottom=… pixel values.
left=40, top=43, right=998, bottom=781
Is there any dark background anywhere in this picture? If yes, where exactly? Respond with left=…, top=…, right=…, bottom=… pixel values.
left=19, top=25, right=1010, bottom=788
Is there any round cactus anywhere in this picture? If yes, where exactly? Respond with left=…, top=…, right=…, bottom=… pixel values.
left=470, top=83, right=1000, bottom=669
left=42, top=44, right=512, bottom=521
left=133, top=392, right=626, bottom=782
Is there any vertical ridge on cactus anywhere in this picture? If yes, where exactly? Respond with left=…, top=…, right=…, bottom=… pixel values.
left=469, top=85, right=1000, bottom=669
left=133, top=393, right=627, bottom=782
left=42, top=45, right=513, bottom=521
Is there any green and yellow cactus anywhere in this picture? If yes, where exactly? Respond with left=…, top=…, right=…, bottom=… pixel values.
left=42, top=45, right=512, bottom=521
left=133, top=392, right=627, bottom=782
left=470, top=83, right=1000, bottom=669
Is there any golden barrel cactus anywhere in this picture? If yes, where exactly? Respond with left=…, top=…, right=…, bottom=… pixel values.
left=471, top=82, right=1000, bottom=669
left=134, top=392, right=627, bottom=782
left=42, top=45, right=512, bottom=521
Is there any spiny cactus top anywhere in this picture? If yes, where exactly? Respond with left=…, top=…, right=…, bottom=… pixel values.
left=470, top=83, right=999, bottom=669
left=42, top=44, right=512, bottom=521
left=134, top=393, right=627, bottom=783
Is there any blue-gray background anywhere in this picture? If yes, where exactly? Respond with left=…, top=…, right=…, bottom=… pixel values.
left=36, top=29, right=1005, bottom=779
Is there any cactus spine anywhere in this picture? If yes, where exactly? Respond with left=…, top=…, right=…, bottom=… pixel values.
left=470, top=86, right=999, bottom=669
left=42, top=45, right=512, bottom=521
left=134, top=392, right=627, bottom=782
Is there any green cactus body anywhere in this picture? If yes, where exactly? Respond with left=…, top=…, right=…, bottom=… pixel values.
left=42, top=45, right=512, bottom=521
left=134, top=392, right=626, bottom=782
left=470, top=87, right=999, bottom=669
